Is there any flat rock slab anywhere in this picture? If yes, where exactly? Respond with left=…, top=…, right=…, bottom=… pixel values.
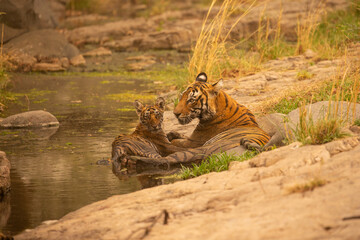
left=15, top=137, right=360, bottom=240
left=0, top=110, right=59, bottom=128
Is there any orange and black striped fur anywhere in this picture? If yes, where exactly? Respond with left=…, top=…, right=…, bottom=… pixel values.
left=111, top=97, right=186, bottom=170
left=129, top=73, right=270, bottom=168
left=170, top=72, right=270, bottom=149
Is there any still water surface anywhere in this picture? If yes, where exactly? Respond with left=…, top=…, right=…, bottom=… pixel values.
left=0, top=73, right=164, bottom=235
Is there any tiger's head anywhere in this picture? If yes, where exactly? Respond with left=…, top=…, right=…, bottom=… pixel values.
left=134, top=97, right=165, bottom=131
left=174, top=72, right=223, bottom=125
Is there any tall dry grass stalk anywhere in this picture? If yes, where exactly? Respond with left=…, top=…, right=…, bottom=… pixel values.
left=0, top=18, right=6, bottom=111
left=295, top=1, right=325, bottom=54
left=188, top=0, right=257, bottom=83
left=0, top=12, right=5, bottom=67
left=255, top=1, right=287, bottom=61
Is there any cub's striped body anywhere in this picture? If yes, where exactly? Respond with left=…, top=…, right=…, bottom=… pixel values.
left=111, top=97, right=186, bottom=171
left=128, top=73, right=270, bottom=168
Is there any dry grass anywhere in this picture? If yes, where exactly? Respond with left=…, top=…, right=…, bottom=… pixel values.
left=188, top=0, right=358, bottom=84
left=287, top=178, right=327, bottom=194
left=188, top=0, right=258, bottom=83
left=0, top=18, right=10, bottom=113
left=295, top=1, right=325, bottom=54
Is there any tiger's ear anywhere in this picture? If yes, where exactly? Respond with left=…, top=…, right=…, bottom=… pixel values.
left=155, top=97, right=166, bottom=111
left=134, top=100, right=144, bottom=116
left=212, top=79, right=223, bottom=94
left=196, top=72, right=207, bottom=82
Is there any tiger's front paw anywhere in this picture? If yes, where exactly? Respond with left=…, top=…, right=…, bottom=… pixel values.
left=167, top=131, right=185, bottom=141
left=240, top=139, right=264, bottom=152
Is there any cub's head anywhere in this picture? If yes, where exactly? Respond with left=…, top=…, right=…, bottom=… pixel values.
left=173, top=72, right=223, bottom=125
left=134, top=97, right=165, bottom=131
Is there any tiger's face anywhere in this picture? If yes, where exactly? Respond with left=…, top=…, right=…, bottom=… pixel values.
left=174, top=72, right=223, bottom=125
left=134, top=97, right=165, bottom=131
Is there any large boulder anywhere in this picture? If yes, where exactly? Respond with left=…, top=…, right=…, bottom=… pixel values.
left=0, top=110, right=59, bottom=128
left=0, top=151, right=10, bottom=197
left=288, top=101, right=360, bottom=126
left=4, top=29, right=79, bottom=60
left=0, top=0, right=61, bottom=42
left=4, top=29, right=79, bottom=71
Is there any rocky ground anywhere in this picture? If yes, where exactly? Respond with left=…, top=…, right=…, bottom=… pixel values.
left=1, top=0, right=359, bottom=239
left=15, top=135, right=360, bottom=240
left=1, top=0, right=350, bottom=72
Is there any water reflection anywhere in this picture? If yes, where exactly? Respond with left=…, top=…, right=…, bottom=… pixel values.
left=0, top=195, right=11, bottom=231
left=0, top=73, right=163, bottom=235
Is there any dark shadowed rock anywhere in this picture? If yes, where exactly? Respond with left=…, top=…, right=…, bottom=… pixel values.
left=4, top=29, right=79, bottom=60
left=2, top=24, right=27, bottom=43
left=0, top=194, right=11, bottom=233
left=0, top=110, right=59, bottom=128
left=0, top=151, right=10, bottom=197
left=0, top=0, right=60, bottom=43
left=0, top=0, right=58, bottom=29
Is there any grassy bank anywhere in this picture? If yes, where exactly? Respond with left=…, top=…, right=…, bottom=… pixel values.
left=270, top=68, right=360, bottom=115
left=188, top=0, right=359, bottom=82
left=178, top=0, right=359, bottom=178
left=179, top=150, right=258, bottom=179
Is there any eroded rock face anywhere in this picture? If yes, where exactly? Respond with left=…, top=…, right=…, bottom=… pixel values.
left=4, top=29, right=79, bottom=71
left=0, top=0, right=67, bottom=42
left=0, top=110, right=59, bottom=128
left=0, top=151, right=10, bottom=197
left=15, top=137, right=360, bottom=240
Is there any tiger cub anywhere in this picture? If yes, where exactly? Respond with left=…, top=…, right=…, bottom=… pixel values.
left=111, top=97, right=186, bottom=170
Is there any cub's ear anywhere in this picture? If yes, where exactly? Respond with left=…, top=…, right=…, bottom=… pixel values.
left=134, top=100, right=144, bottom=116
left=196, top=72, right=207, bottom=82
left=212, top=79, right=223, bottom=94
left=155, top=97, right=166, bottom=111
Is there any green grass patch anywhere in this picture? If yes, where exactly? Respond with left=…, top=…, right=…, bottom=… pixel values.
left=105, top=92, right=156, bottom=102
left=180, top=150, right=258, bottom=180
left=116, top=108, right=134, bottom=112
left=296, top=70, right=314, bottom=80
left=14, top=89, right=57, bottom=101
left=354, top=119, right=360, bottom=126
left=0, top=130, right=19, bottom=136
left=52, top=64, right=188, bottom=90
left=312, top=3, right=360, bottom=59
left=293, top=109, right=349, bottom=145
left=100, top=80, right=111, bottom=84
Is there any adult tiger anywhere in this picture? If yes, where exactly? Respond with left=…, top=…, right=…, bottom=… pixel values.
left=170, top=72, right=270, bottom=149
left=111, top=97, right=187, bottom=172
left=128, top=72, right=270, bottom=168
